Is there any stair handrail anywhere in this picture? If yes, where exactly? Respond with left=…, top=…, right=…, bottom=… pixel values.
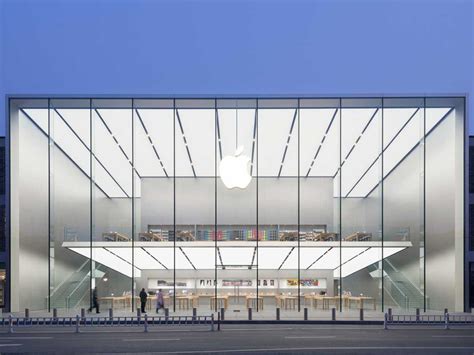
left=385, top=259, right=424, bottom=298
left=47, top=260, right=90, bottom=301
left=66, top=271, right=90, bottom=309
left=384, top=273, right=409, bottom=309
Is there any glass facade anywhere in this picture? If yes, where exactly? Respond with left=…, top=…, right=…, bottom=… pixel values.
left=8, top=97, right=466, bottom=316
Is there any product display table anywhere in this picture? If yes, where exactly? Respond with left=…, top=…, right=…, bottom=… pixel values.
left=99, top=296, right=128, bottom=309
left=276, top=295, right=298, bottom=310
left=348, top=296, right=376, bottom=310
left=210, top=296, right=229, bottom=310
left=174, top=296, right=198, bottom=310
left=246, top=296, right=264, bottom=310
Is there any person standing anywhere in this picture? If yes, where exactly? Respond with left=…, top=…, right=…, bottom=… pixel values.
left=88, top=286, right=100, bottom=314
left=156, top=289, right=164, bottom=313
left=139, top=288, right=148, bottom=313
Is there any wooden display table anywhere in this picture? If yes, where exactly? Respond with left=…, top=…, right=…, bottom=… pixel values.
left=99, top=296, right=128, bottom=309
left=174, top=296, right=198, bottom=310
left=348, top=296, right=376, bottom=310
left=210, top=296, right=229, bottom=310
left=246, top=296, right=264, bottom=310
left=102, top=232, right=130, bottom=241
left=276, top=296, right=298, bottom=310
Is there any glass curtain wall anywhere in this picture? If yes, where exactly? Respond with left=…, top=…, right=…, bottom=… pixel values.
left=10, top=97, right=465, bottom=316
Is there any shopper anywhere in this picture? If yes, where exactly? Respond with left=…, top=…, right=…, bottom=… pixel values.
left=139, top=288, right=148, bottom=313
left=156, top=289, right=164, bottom=313
left=88, top=286, right=100, bottom=314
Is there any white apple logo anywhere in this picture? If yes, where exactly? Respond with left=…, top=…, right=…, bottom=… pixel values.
left=219, top=146, right=252, bottom=189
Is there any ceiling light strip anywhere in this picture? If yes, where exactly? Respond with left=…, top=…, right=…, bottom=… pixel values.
left=306, top=247, right=333, bottom=269
left=344, top=107, right=421, bottom=197
left=141, top=247, right=168, bottom=269
left=335, top=108, right=379, bottom=175
left=277, top=109, right=298, bottom=177
left=20, top=109, right=113, bottom=198
left=250, top=247, right=257, bottom=266
left=334, top=247, right=371, bottom=272
left=306, top=108, right=338, bottom=177
left=363, top=106, right=455, bottom=198
left=178, top=247, right=196, bottom=270
left=216, top=110, right=223, bottom=160
left=103, top=247, right=142, bottom=271
left=175, top=110, right=197, bottom=177
left=278, top=247, right=295, bottom=270
left=94, top=109, right=137, bottom=175
left=134, top=109, right=169, bottom=177
left=250, top=109, right=257, bottom=176
left=217, top=247, right=224, bottom=267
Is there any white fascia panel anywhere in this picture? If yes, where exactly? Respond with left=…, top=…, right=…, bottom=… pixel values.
left=107, top=247, right=165, bottom=270
left=281, top=247, right=330, bottom=269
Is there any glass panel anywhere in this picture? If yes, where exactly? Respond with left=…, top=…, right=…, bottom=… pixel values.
left=12, top=99, right=49, bottom=311
left=133, top=100, right=174, bottom=314
left=258, top=100, right=299, bottom=318
left=383, top=98, right=424, bottom=312
left=299, top=99, right=340, bottom=317
left=425, top=97, right=463, bottom=312
left=91, top=99, right=133, bottom=312
left=217, top=100, right=257, bottom=319
left=340, top=98, right=382, bottom=314
left=175, top=101, right=216, bottom=315
left=50, top=99, right=91, bottom=312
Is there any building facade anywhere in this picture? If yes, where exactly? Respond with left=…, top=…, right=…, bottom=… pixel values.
left=6, top=96, right=469, bottom=316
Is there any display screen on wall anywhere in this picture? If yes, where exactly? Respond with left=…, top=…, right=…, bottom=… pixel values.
left=287, top=279, right=319, bottom=287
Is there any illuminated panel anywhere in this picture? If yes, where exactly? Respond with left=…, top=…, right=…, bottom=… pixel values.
left=180, top=247, right=215, bottom=269
left=69, top=247, right=140, bottom=278
left=337, top=247, right=405, bottom=277
left=280, top=247, right=330, bottom=269
left=107, top=247, right=166, bottom=270
left=257, top=247, right=293, bottom=269
left=218, top=247, right=255, bottom=266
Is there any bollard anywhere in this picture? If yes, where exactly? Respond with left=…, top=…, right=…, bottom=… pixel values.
left=359, top=308, right=364, bottom=321
left=276, top=307, right=280, bottom=321
left=144, top=314, right=148, bottom=333
left=383, top=313, right=388, bottom=330
left=388, top=308, right=392, bottom=321
left=109, top=308, right=113, bottom=322
left=8, top=315, right=13, bottom=334
left=53, top=308, right=58, bottom=319
left=220, top=307, right=225, bottom=321
left=331, top=307, right=336, bottom=321
left=192, top=307, right=197, bottom=319
left=164, top=308, right=169, bottom=320
left=304, top=307, right=308, bottom=321
left=444, top=312, right=450, bottom=330
left=136, top=308, right=141, bottom=318
left=75, top=315, right=80, bottom=333
left=416, top=308, right=420, bottom=322
left=217, top=311, right=221, bottom=331
left=80, top=308, right=85, bottom=320
left=211, top=313, right=215, bottom=331
left=444, top=308, right=448, bottom=315
left=248, top=308, right=252, bottom=321
left=24, top=308, right=30, bottom=319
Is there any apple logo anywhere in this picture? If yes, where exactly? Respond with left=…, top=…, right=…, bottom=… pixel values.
left=219, top=146, right=252, bottom=189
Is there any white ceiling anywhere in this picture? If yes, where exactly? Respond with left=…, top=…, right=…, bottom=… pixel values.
left=65, top=241, right=409, bottom=278
left=21, top=106, right=453, bottom=198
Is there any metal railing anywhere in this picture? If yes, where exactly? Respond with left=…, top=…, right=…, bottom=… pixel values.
left=384, top=313, right=474, bottom=330
left=1, top=314, right=216, bottom=333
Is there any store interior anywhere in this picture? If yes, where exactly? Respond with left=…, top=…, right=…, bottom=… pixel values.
left=9, top=97, right=465, bottom=316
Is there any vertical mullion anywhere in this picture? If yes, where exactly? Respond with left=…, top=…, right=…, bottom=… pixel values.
left=89, top=99, right=93, bottom=311
left=381, top=98, right=384, bottom=312
left=47, top=98, right=51, bottom=313
left=297, top=99, right=301, bottom=312
left=214, top=99, right=218, bottom=312
left=339, top=98, right=342, bottom=312
left=256, top=100, right=259, bottom=312
left=423, top=97, right=426, bottom=312
left=173, top=99, right=176, bottom=313
left=131, top=99, right=135, bottom=311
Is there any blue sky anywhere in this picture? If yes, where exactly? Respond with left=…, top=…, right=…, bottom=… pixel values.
left=0, top=0, right=473, bottom=135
